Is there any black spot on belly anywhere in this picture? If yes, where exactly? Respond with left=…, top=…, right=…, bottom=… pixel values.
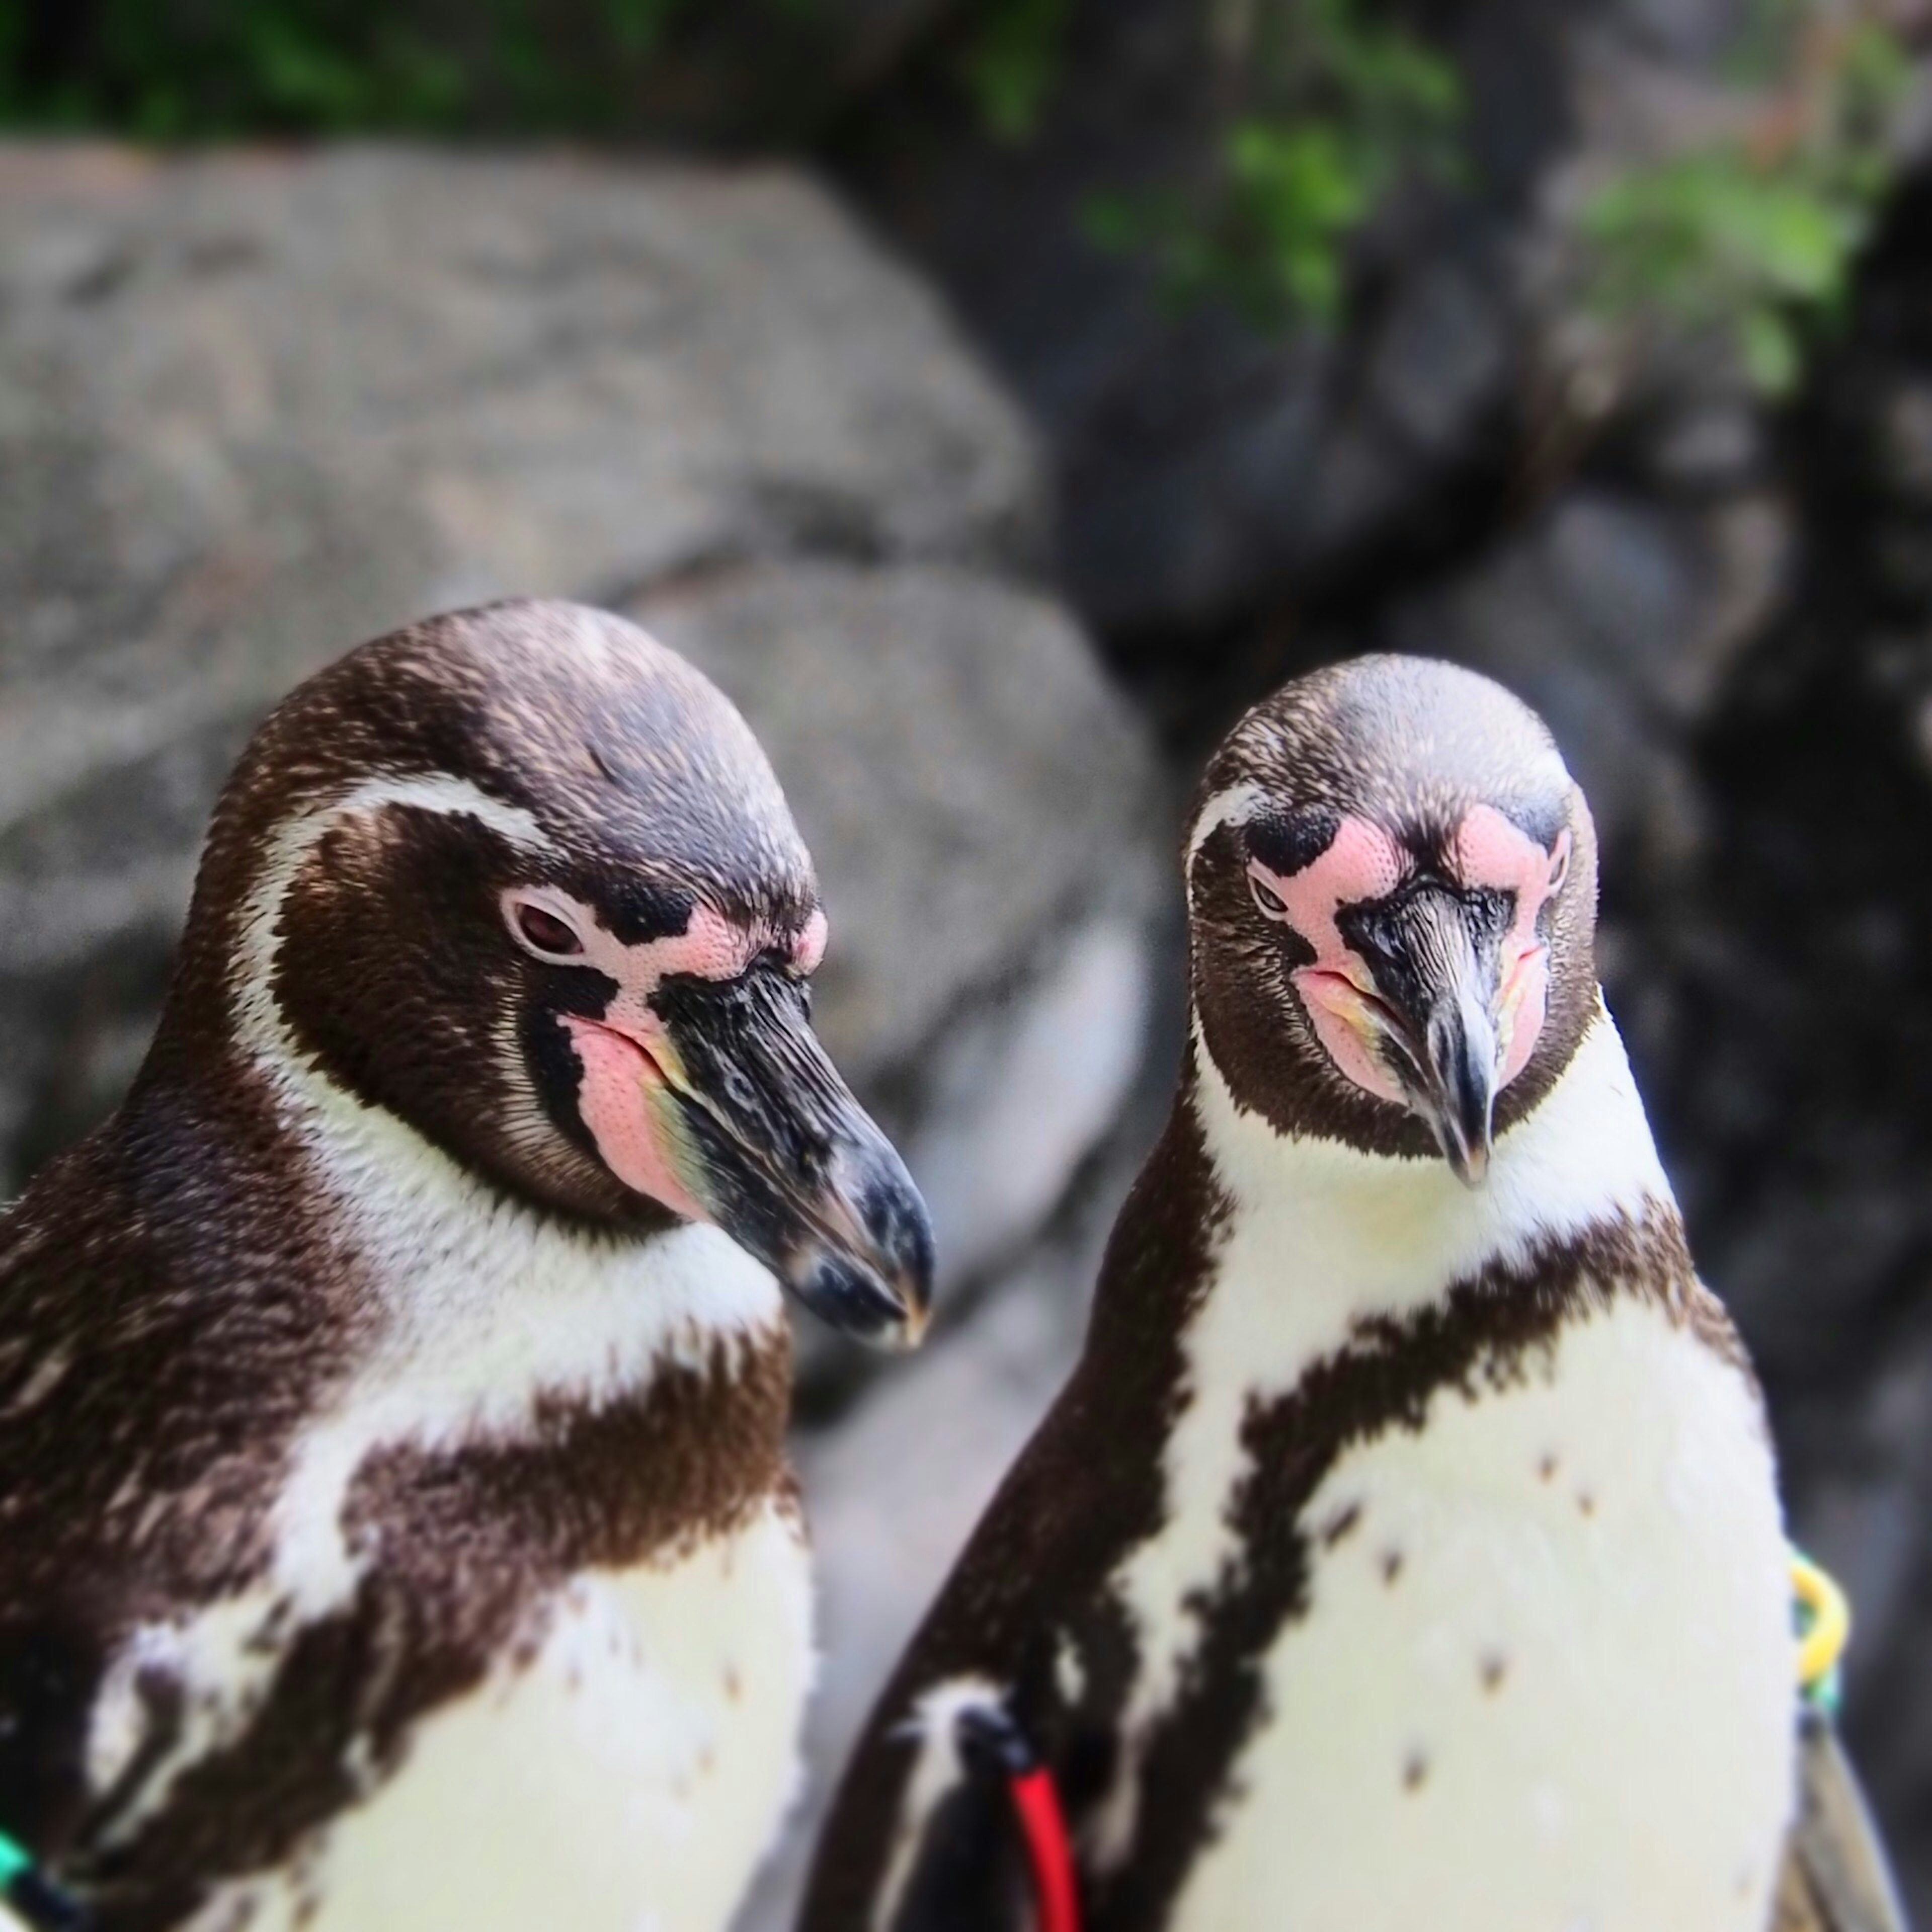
left=1480, top=1652, right=1508, bottom=1693
left=1402, top=1750, right=1430, bottom=1792
left=1380, top=1549, right=1405, bottom=1586
left=1321, top=1502, right=1363, bottom=1548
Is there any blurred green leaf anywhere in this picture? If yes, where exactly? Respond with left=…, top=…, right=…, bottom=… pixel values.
left=1577, top=2, right=1905, bottom=400
left=1084, top=0, right=1465, bottom=336
left=1741, top=306, right=1802, bottom=394
left=960, top=0, right=1070, bottom=143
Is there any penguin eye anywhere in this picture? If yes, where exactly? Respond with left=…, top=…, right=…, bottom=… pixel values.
left=1249, top=870, right=1290, bottom=921
left=507, top=896, right=588, bottom=962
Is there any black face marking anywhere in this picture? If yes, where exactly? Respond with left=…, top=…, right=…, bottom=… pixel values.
left=520, top=996, right=608, bottom=1172
left=595, top=877, right=700, bottom=947
left=1497, top=796, right=1569, bottom=854
left=272, top=807, right=664, bottom=1231
left=1246, top=804, right=1342, bottom=879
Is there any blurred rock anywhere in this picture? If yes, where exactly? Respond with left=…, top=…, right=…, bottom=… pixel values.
left=1881, top=381, right=1932, bottom=505
left=0, top=147, right=1103, bottom=1228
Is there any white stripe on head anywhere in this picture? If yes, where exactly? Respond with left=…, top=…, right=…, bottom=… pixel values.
left=1185, top=781, right=1265, bottom=878
left=232, top=771, right=554, bottom=1081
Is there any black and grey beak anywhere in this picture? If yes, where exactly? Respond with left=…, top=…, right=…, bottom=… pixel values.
left=1341, top=885, right=1508, bottom=1186
left=652, top=964, right=935, bottom=1347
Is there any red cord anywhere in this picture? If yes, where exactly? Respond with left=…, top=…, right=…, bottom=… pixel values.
left=1008, top=1766, right=1082, bottom=1932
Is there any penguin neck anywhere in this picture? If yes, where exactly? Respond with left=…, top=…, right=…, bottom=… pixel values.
left=120, top=991, right=787, bottom=1448
left=1167, top=1000, right=1677, bottom=1395
left=270, top=1055, right=786, bottom=1414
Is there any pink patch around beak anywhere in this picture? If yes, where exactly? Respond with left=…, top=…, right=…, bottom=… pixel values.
left=563, top=1014, right=711, bottom=1223
left=1496, top=945, right=1551, bottom=1090
left=1250, top=816, right=1411, bottom=1104
left=1292, top=967, right=1409, bottom=1107
left=1451, top=805, right=1569, bottom=1093
left=793, top=907, right=829, bottom=975
left=1249, top=804, right=1570, bottom=1110
left=1251, top=818, right=1407, bottom=962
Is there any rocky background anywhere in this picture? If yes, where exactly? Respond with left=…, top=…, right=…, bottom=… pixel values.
left=4, top=0, right=1932, bottom=1921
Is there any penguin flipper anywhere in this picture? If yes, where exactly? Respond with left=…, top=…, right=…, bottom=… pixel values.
left=819, top=1687, right=1042, bottom=1932
left=1775, top=1717, right=1911, bottom=1932
left=885, top=1766, right=1032, bottom=1932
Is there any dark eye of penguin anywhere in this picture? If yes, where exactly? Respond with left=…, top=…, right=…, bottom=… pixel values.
left=1249, top=874, right=1290, bottom=920
left=507, top=894, right=589, bottom=961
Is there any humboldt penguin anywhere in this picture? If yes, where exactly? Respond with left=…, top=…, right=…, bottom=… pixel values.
left=800, top=654, right=1797, bottom=1932
left=0, top=600, right=933, bottom=1932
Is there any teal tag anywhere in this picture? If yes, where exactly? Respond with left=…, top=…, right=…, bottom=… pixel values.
left=1794, top=1585, right=1845, bottom=1717
left=0, top=1828, right=30, bottom=1887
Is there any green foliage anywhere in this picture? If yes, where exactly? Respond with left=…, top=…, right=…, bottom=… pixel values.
left=1578, top=12, right=1909, bottom=398
left=959, top=0, right=1072, bottom=144
left=1085, top=0, right=1464, bottom=333
left=0, top=0, right=704, bottom=137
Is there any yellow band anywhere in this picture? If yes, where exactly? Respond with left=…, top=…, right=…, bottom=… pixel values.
left=1791, top=1550, right=1851, bottom=1692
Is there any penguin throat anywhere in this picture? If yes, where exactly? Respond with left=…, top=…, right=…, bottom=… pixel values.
left=1188, top=1003, right=1673, bottom=1328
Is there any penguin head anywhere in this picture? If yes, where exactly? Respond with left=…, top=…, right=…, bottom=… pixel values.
left=1182, top=655, right=1598, bottom=1182
left=168, top=599, right=933, bottom=1347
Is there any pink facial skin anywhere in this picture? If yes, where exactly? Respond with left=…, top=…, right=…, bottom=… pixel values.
left=503, top=887, right=823, bottom=1216
left=1250, top=817, right=1410, bottom=1105
left=1248, top=805, right=1569, bottom=1105
left=564, top=1014, right=710, bottom=1221
left=1450, top=804, right=1569, bottom=1089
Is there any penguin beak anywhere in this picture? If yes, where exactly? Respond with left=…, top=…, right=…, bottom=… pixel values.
left=1414, top=973, right=1499, bottom=1187
left=647, top=964, right=935, bottom=1348
left=1348, top=888, right=1505, bottom=1187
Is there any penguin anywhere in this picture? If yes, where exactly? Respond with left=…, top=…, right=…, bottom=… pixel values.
left=0, top=600, right=934, bottom=1932
left=799, top=654, right=1800, bottom=1932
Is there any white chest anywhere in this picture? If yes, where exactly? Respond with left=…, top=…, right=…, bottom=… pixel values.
left=189, top=1497, right=815, bottom=1932
left=1165, top=1295, right=1794, bottom=1932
